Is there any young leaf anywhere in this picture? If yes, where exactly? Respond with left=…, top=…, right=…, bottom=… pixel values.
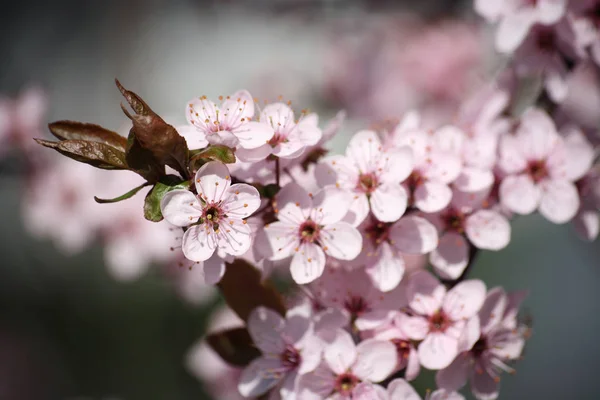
left=48, top=121, right=128, bottom=152
left=94, top=182, right=151, bottom=204
left=35, top=138, right=128, bottom=170
left=205, top=327, right=260, bottom=367
left=116, top=80, right=190, bottom=178
left=217, top=259, right=286, bottom=322
left=125, top=129, right=164, bottom=183
left=189, top=145, right=236, bottom=172
left=143, top=175, right=191, bottom=222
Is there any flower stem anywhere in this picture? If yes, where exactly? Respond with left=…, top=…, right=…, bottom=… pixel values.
left=275, top=157, right=281, bottom=187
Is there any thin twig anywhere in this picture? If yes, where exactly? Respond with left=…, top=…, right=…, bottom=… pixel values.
left=275, top=157, right=281, bottom=187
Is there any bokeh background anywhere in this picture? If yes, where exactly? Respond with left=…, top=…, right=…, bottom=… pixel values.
left=1, top=0, right=599, bottom=399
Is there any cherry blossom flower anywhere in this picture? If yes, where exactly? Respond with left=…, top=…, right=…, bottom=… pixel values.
left=238, top=307, right=322, bottom=398
left=572, top=165, right=600, bottom=241
left=0, top=86, right=47, bottom=156
left=186, top=90, right=273, bottom=149
left=296, top=329, right=397, bottom=399
left=354, top=215, right=438, bottom=292
left=498, top=108, right=594, bottom=223
left=308, top=265, right=407, bottom=331
left=161, top=161, right=261, bottom=269
left=391, top=124, right=462, bottom=213
left=236, top=103, right=322, bottom=162
left=570, top=0, right=600, bottom=64
left=371, top=316, right=422, bottom=381
left=475, top=0, right=567, bottom=53
left=425, top=189, right=511, bottom=280
left=436, top=287, right=528, bottom=400
left=257, top=183, right=362, bottom=284
left=354, top=379, right=464, bottom=400
left=402, top=271, right=486, bottom=370
left=316, top=129, right=413, bottom=226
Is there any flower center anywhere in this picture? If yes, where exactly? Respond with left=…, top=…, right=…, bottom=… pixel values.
left=471, top=337, right=488, bottom=358
left=442, top=208, right=466, bottom=233
left=357, top=173, right=379, bottom=194
left=202, top=204, right=223, bottom=232
left=429, top=311, right=451, bottom=333
left=299, top=220, right=320, bottom=243
left=344, top=295, right=370, bottom=317
left=280, top=344, right=302, bottom=370
left=365, top=221, right=391, bottom=247
left=391, top=338, right=411, bottom=361
left=526, top=159, right=549, bottom=183
left=406, top=170, right=425, bottom=192
left=334, top=372, right=360, bottom=395
left=268, top=132, right=288, bottom=147
left=534, top=26, right=556, bottom=52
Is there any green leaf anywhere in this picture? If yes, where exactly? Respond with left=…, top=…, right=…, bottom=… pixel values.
left=117, top=80, right=190, bottom=178
left=217, top=259, right=286, bottom=322
left=94, top=182, right=151, bottom=204
left=48, top=121, right=128, bottom=152
left=259, top=183, right=280, bottom=199
left=205, top=327, right=260, bottom=367
left=143, top=175, right=191, bottom=222
left=35, top=138, right=128, bottom=170
left=189, top=145, right=236, bottom=173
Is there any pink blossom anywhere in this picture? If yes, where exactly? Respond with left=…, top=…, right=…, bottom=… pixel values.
left=308, top=265, right=406, bottom=331
left=316, top=130, right=413, bottom=226
left=498, top=108, right=594, bottom=223
left=236, top=103, right=322, bottom=162
left=354, top=215, right=438, bottom=292
left=239, top=307, right=322, bottom=398
left=391, top=124, right=462, bottom=213
left=372, top=316, right=422, bottom=381
left=573, top=165, right=600, bottom=241
left=0, top=86, right=47, bottom=156
left=436, top=287, right=528, bottom=400
left=475, top=0, right=567, bottom=53
left=160, top=161, right=261, bottom=270
left=186, top=90, right=273, bottom=149
left=257, top=183, right=362, bottom=284
left=425, top=189, right=511, bottom=280
left=403, top=271, right=486, bottom=370
left=354, top=379, right=464, bottom=400
left=296, top=329, right=397, bottom=399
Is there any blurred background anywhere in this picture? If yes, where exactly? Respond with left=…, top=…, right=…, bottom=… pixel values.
left=1, top=0, right=599, bottom=399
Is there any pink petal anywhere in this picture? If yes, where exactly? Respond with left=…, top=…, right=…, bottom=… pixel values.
left=221, top=183, right=261, bottom=219
left=539, top=179, right=580, bottom=223
left=315, top=154, right=360, bottom=189
left=406, top=270, right=446, bottom=316
left=236, top=144, right=272, bottom=162
left=235, top=121, right=275, bottom=149
left=398, top=315, right=430, bottom=341
left=296, top=363, right=336, bottom=400
left=320, top=222, right=362, bottom=261
left=479, top=287, right=508, bottom=335
left=434, top=125, right=466, bottom=155
left=176, top=125, right=208, bottom=149
left=216, top=217, right=253, bottom=256
left=345, top=130, right=383, bottom=173
left=290, top=242, right=326, bottom=284
left=387, top=378, right=421, bottom=400
left=371, top=184, right=408, bottom=222
left=457, top=315, right=481, bottom=353
left=470, top=370, right=500, bottom=400
left=296, top=115, right=323, bottom=146
left=221, top=89, right=255, bottom=122
left=573, top=209, right=600, bottom=242
left=429, top=390, right=465, bottom=400
left=276, top=182, right=312, bottom=225
left=554, top=138, right=595, bottom=182
left=418, top=333, right=459, bottom=370
left=186, top=97, right=218, bottom=132
left=518, top=108, right=560, bottom=161
left=435, top=352, right=471, bottom=391
left=322, top=110, right=346, bottom=142
left=196, top=161, right=232, bottom=203
left=298, top=335, right=323, bottom=374
left=353, top=339, right=397, bottom=382
left=282, top=314, right=311, bottom=348
left=248, top=307, right=286, bottom=353
left=405, top=347, right=421, bottom=381
left=498, top=134, right=527, bottom=174
left=355, top=310, right=395, bottom=331
left=160, top=190, right=202, bottom=227
left=545, top=71, right=568, bottom=103
left=465, top=210, right=511, bottom=250
left=238, top=357, right=283, bottom=397
left=443, top=280, right=487, bottom=320
left=538, top=0, right=566, bottom=24
left=414, top=180, right=453, bottom=213
left=353, top=383, right=388, bottom=400
left=474, top=0, right=504, bottom=21
left=499, top=174, right=541, bottom=215
left=260, top=221, right=299, bottom=261
left=496, top=12, right=535, bottom=53
left=202, top=253, right=226, bottom=284
left=366, top=242, right=405, bottom=292
left=312, top=187, right=353, bottom=225
left=182, top=225, right=217, bottom=262
left=324, top=330, right=357, bottom=374
left=453, top=167, right=494, bottom=193
left=422, top=151, right=462, bottom=184
left=380, top=147, right=414, bottom=185
left=344, top=193, right=370, bottom=227
left=205, top=129, right=239, bottom=148
left=430, top=232, right=469, bottom=280
left=389, top=215, right=439, bottom=254
left=261, top=102, right=294, bottom=126
left=503, top=290, right=529, bottom=329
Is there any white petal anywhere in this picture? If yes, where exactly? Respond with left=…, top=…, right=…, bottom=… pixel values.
left=406, top=270, right=446, bottom=316
left=414, top=181, right=453, bottom=213
left=276, top=182, right=312, bottom=225
left=261, top=221, right=299, bottom=261
left=248, top=306, right=286, bottom=353
left=496, top=12, right=534, bottom=53
left=389, top=216, right=439, bottom=254
left=499, top=174, right=541, bottom=215
left=573, top=209, right=600, bottom=242
left=324, top=330, right=357, bottom=375
left=443, top=280, right=487, bottom=320
left=182, top=225, right=217, bottom=262
left=238, top=357, right=283, bottom=397
left=216, top=217, right=253, bottom=256
left=539, top=180, right=580, bottom=223
left=312, top=187, right=353, bottom=225
left=345, top=130, right=383, bottom=173
left=195, top=161, right=232, bottom=203
left=221, top=183, right=261, bottom=219
left=418, top=333, right=458, bottom=370
left=430, top=233, right=469, bottom=281
left=290, top=243, right=326, bottom=284
left=453, top=167, right=494, bottom=193
left=160, top=190, right=202, bottom=227
left=353, top=339, right=397, bottom=382
left=465, top=210, right=511, bottom=250
left=387, top=378, right=421, bottom=400
left=371, top=184, right=408, bottom=222
left=236, top=121, right=275, bottom=149
left=320, top=222, right=362, bottom=261
left=366, top=242, right=405, bottom=292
